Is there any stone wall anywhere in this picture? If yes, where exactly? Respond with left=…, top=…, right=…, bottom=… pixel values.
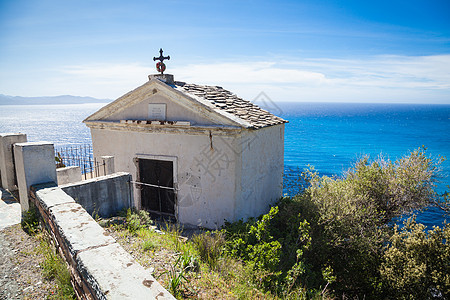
left=30, top=182, right=174, bottom=300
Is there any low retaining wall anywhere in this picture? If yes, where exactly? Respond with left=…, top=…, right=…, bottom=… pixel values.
left=30, top=183, right=174, bottom=300
left=61, top=172, right=132, bottom=218
left=57, top=166, right=82, bottom=186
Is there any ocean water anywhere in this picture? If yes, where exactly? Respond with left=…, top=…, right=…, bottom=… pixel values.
left=278, top=102, right=450, bottom=228
left=0, top=102, right=449, bottom=227
left=0, top=103, right=103, bottom=146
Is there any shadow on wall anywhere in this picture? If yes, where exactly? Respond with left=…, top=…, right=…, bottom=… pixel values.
left=60, top=172, right=133, bottom=218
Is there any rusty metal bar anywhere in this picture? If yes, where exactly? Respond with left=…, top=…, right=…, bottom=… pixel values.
left=130, top=180, right=177, bottom=191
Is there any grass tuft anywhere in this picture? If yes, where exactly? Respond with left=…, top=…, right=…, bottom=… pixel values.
left=37, top=234, right=75, bottom=299
left=191, top=231, right=225, bottom=270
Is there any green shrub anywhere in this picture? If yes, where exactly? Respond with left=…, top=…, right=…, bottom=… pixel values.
left=223, top=206, right=316, bottom=293
left=126, top=209, right=153, bottom=233
left=294, top=148, right=445, bottom=297
left=380, top=217, right=450, bottom=299
left=222, top=148, right=447, bottom=298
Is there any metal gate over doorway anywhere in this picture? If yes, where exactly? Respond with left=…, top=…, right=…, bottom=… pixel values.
left=136, top=158, right=176, bottom=218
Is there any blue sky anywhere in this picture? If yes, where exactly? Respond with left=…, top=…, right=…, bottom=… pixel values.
left=0, top=0, right=449, bottom=103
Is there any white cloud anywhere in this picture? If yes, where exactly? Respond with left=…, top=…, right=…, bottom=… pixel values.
left=2, top=55, right=448, bottom=103
left=57, top=63, right=151, bottom=98
left=171, top=55, right=450, bottom=103
left=172, top=62, right=326, bottom=85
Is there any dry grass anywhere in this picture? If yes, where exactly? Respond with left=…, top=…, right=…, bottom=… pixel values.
left=106, top=221, right=276, bottom=299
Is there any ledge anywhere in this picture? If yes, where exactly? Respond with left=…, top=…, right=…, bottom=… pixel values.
left=84, top=120, right=243, bottom=135
left=120, top=119, right=190, bottom=126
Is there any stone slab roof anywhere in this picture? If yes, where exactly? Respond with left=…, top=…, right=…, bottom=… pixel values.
left=174, top=81, right=287, bottom=129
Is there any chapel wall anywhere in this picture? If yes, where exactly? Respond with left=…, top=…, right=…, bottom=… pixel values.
left=90, top=127, right=239, bottom=229
left=234, top=124, right=285, bottom=221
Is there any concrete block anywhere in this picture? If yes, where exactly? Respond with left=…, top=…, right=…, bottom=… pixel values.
left=0, top=133, right=27, bottom=190
left=77, top=243, right=175, bottom=299
left=35, top=185, right=75, bottom=211
left=49, top=201, right=116, bottom=256
left=57, top=166, right=82, bottom=185
left=14, top=142, right=57, bottom=212
left=61, top=172, right=132, bottom=218
left=100, top=156, right=114, bottom=176
left=0, top=187, right=21, bottom=229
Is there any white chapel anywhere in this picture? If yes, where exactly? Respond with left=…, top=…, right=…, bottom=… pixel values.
left=84, top=51, right=287, bottom=229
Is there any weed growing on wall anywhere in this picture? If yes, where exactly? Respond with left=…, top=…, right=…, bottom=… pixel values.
left=36, top=233, right=75, bottom=299
left=21, top=205, right=40, bottom=235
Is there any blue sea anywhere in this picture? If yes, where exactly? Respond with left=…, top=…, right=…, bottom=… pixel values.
left=1, top=102, right=449, bottom=227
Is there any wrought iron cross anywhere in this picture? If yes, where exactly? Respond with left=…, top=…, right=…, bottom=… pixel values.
left=153, top=48, right=170, bottom=74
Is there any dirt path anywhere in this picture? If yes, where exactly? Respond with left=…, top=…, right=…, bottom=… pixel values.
left=0, top=229, right=21, bottom=299
left=0, top=225, right=57, bottom=300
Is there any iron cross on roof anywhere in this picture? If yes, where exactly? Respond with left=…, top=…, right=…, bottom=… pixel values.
left=153, top=48, right=170, bottom=74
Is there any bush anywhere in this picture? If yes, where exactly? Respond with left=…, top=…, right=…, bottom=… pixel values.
left=223, top=206, right=317, bottom=294
left=222, top=148, right=447, bottom=298
left=295, top=148, right=444, bottom=296
left=125, top=209, right=153, bottom=233
left=380, top=217, right=450, bottom=299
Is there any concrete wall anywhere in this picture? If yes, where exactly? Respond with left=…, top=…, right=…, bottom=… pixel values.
left=30, top=183, right=174, bottom=300
left=61, top=172, right=132, bottom=218
left=57, top=166, right=82, bottom=185
left=0, top=133, right=27, bottom=190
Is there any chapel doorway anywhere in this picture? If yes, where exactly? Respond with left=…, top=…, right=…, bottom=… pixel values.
left=138, top=158, right=176, bottom=218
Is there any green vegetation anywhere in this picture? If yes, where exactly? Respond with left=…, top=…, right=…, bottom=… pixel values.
left=21, top=206, right=76, bottom=299
left=21, top=205, right=40, bottom=235
left=37, top=234, right=76, bottom=299
left=111, top=148, right=448, bottom=299
left=55, top=152, right=66, bottom=168
left=380, top=217, right=450, bottom=299
left=125, top=208, right=153, bottom=233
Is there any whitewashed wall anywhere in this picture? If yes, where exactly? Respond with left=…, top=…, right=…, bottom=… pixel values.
left=235, top=124, right=285, bottom=221
left=90, top=127, right=241, bottom=228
